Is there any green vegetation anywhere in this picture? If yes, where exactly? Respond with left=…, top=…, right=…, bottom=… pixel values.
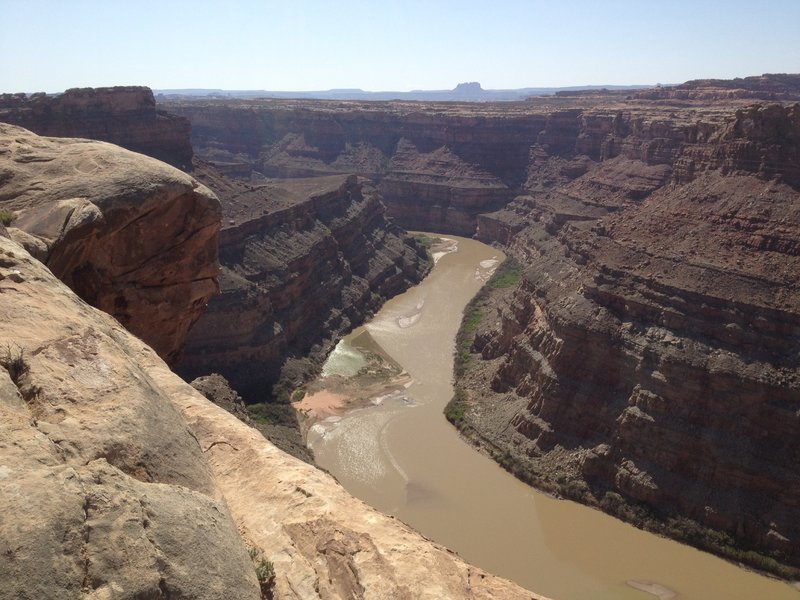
left=411, top=233, right=434, bottom=249
left=486, top=257, right=522, bottom=290
left=0, top=209, right=16, bottom=226
left=255, top=559, right=275, bottom=584
left=446, top=256, right=525, bottom=427
left=452, top=255, right=523, bottom=380
left=248, top=547, right=276, bottom=600
left=247, top=402, right=297, bottom=427
left=444, top=387, right=467, bottom=427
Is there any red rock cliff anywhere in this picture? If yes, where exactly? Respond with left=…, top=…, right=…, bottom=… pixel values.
left=161, top=99, right=545, bottom=234
left=459, top=99, right=800, bottom=572
left=0, top=123, right=220, bottom=364
left=0, top=86, right=194, bottom=169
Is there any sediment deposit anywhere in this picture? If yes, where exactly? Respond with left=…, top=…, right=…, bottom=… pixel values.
left=175, top=169, right=430, bottom=401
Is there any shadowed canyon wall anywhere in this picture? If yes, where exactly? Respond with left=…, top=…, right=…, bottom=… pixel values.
left=0, top=86, right=193, bottom=169
left=175, top=169, right=430, bottom=400
left=162, top=99, right=545, bottom=234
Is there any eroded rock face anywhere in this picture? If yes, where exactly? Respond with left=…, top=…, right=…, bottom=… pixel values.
left=0, top=86, right=193, bottom=168
left=177, top=170, right=430, bottom=399
left=0, top=123, right=221, bottom=363
left=0, top=236, right=260, bottom=599
left=161, top=99, right=544, bottom=234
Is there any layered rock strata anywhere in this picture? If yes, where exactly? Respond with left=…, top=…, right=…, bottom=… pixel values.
left=0, top=124, right=220, bottom=364
left=0, top=86, right=193, bottom=168
left=456, top=101, right=800, bottom=570
left=176, top=169, right=429, bottom=400
left=0, top=234, right=539, bottom=600
left=161, top=99, right=543, bottom=234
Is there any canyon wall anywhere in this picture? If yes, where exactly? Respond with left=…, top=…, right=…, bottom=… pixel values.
left=0, top=123, right=220, bottom=364
left=176, top=168, right=429, bottom=401
left=162, top=99, right=544, bottom=234
left=0, top=86, right=194, bottom=169
left=459, top=100, right=800, bottom=571
left=157, top=92, right=800, bottom=570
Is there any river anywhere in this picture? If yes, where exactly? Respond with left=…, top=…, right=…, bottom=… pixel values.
left=305, top=235, right=797, bottom=600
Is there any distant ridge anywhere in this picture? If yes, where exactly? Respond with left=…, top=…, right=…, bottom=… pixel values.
left=154, top=82, right=650, bottom=103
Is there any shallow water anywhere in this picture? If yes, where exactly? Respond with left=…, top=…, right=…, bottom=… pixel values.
left=310, top=235, right=797, bottom=600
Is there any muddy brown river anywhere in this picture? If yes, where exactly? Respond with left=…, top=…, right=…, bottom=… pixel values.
left=307, top=235, right=797, bottom=600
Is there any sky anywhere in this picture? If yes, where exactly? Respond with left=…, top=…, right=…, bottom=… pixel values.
left=2, top=0, right=799, bottom=93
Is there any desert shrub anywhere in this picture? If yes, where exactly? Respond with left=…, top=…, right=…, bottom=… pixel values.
left=1, top=344, right=28, bottom=384
left=247, top=549, right=276, bottom=600
left=0, top=209, right=16, bottom=226
left=444, top=387, right=468, bottom=427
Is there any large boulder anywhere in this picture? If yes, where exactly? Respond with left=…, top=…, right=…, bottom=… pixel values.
left=0, top=236, right=260, bottom=599
left=0, top=123, right=220, bottom=363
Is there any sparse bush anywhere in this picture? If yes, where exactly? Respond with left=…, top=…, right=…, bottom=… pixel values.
left=0, top=209, right=17, bottom=226
left=247, top=548, right=276, bottom=600
left=561, top=478, right=591, bottom=501
left=1, top=344, right=28, bottom=384
left=444, top=387, right=468, bottom=426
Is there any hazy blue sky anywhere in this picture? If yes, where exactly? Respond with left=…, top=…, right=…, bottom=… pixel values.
left=2, top=0, right=798, bottom=93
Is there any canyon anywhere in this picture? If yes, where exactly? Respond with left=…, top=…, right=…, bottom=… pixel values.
left=158, top=76, right=800, bottom=575
left=0, top=120, right=533, bottom=599
left=1, top=74, right=799, bottom=595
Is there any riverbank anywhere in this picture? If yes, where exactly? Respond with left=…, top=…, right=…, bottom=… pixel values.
left=296, top=234, right=798, bottom=600
left=447, top=256, right=800, bottom=584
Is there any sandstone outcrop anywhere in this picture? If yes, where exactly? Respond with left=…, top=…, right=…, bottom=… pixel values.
left=0, top=86, right=193, bottom=168
left=0, top=123, right=220, bottom=363
left=0, top=235, right=260, bottom=599
left=176, top=169, right=429, bottom=401
left=0, top=235, right=539, bottom=600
